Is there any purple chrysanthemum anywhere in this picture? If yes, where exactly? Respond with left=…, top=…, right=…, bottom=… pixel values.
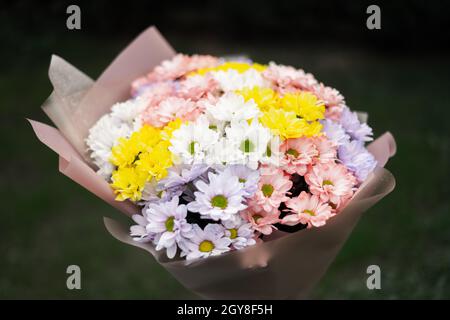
left=321, top=119, right=350, bottom=146
left=339, top=107, right=373, bottom=142
left=338, top=140, right=377, bottom=182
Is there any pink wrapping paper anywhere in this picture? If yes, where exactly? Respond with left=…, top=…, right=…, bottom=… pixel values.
left=29, top=26, right=396, bottom=299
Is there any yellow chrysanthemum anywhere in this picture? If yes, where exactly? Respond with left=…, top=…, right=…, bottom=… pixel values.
left=111, top=167, right=148, bottom=202
left=280, top=92, right=325, bottom=121
left=191, top=62, right=267, bottom=76
left=160, top=118, right=183, bottom=141
left=135, top=141, right=173, bottom=181
left=236, top=86, right=279, bottom=112
left=260, top=108, right=322, bottom=140
left=110, top=125, right=161, bottom=168
left=109, top=124, right=175, bottom=201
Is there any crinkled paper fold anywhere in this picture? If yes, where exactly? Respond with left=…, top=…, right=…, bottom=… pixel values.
left=29, top=26, right=396, bottom=299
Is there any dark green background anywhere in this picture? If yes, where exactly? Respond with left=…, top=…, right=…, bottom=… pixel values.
left=1, top=1, right=449, bottom=299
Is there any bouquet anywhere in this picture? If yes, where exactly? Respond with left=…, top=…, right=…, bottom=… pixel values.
left=29, top=26, right=396, bottom=299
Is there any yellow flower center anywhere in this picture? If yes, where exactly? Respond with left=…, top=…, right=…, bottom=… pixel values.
left=229, top=228, right=238, bottom=239
left=211, top=195, right=228, bottom=209
left=261, top=184, right=274, bottom=197
left=239, top=178, right=246, bottom=183
left=199, top=240, right=215, bottom=252
left=323, top=179, right=334, bottom=186
left=165, top=216, right=175, bottom=232
left=303, top=209, right=315, bottom=216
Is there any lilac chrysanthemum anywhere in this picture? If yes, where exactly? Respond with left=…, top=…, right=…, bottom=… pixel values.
left=187, top=170, right=247, bottom=221
left=340, top=107, right=373, bottom=142
left=218, top=165, right=260, bottom=198
left=158, top=164, right=209, bottom=190
left=321, top=119, right=350, bottom=146
left=143, top=196, right=193, bottom=258
left=181, top=224, right=231, bottom=261
left=338, top=140, right=377, bottom=182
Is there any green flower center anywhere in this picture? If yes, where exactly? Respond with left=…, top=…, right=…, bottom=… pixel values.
left=229, top=228, right=238, bottom=239
left=323, top=179, right=334, bottom=186
left=239, top=178, right=246, bottom=183
left=165, top=216, right=175, bottom=232
left=286, top=148, right=299, bottom=158
left=199, top=240, right=215, bottom=252
left=211, top=195, right=228, bottom=209
left=303, top=209, right=315, bottom=216
left=189, top=141, right=196, bottom=155
left=261, top=184, right=274, bottom=197
left=253, top=214, right=263, bottom=223
left=266, top=146, right=272, bottom=157
left=209, top=125, right=217, bottom=130
left=240, top=139, right=255, bottom=153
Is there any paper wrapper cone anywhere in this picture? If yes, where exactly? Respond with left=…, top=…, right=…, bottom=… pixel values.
left=29, top=26, right=396, bottom=299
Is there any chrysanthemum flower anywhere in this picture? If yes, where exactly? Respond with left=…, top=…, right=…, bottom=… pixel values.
left=212, top=68, right=267, bottom=92
left=222, top=216, right=257, bottom=250
left=283, top=191, right=334, bottom=228
left=178, top=74, right=219, bottom=101
left=280, top=92, right=325, bottom=122
left=187, top=170, right=247, bottom=221
left=182, top=224, right=231, bottom=260
left=236, top=86, right=279, bottom=112
left=280, top=137, right=318, bottom=175
left=146, top=54, right=219, bottom=82
left=312, top=136, right=338, bottom=164
left=142, top=97, right=201, bottom=128
left=260, top=108, right=322, bottom=140
left=305, top=163, right=356, bottom=206
left=206, top=92, right=261, bottom=123
left=144, top=196, right=193, bottom=259
left=338, top=140, right=377, bottom=182
left=240, top=208, right=280, bottom=235
left=339, top=107, right=374, bottom=142
left=313, top=83, right=345, bottom=107
left=111, top=167, right=148, bottom=201
left=247, top=166, right=292, bottom=214
left=169, top=116, right=220, bottom=164
left=224, top=119, right=272, bottom=169
left=262, top=62, right=318, bottom=92
left=321, top=118, right=350, bottom=146
left=217, top=164, right=260, bottom=198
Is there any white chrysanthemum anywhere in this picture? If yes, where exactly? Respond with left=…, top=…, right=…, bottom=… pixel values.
left=169, top=115, right=220, bottom=165
left=110, top=96, right=148, bottom=124
left=86, top=114, right=131, bottom=179
left=260, top=136, right=283, bottom=167
left=212, top=68, right=267, bottom=91
left=224, top=119, right=272, bottom=170
left=206, top=92, right=261, bottom=123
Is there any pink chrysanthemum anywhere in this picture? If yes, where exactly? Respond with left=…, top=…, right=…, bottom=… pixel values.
left=240, top=209, right=280, bottom=235
left=262, top=62, right=318, bottom=93
left=312, top=136, right=337, bottom=164
left=283, top=191, right=334, bottom=228
left=247, top=166, right=292, bottom=214
left=146, top=54, right=219, bottom=82
left=142, top=97, right=201, bottom=128
left=305, top=162, right=356, bottom=206
left=313, top=83, right=345, bottom=107
left=324, top=104, right=345, bottom=122
left=178, top=74, right=219, bottom=101
left=280, top=138, right=318, bottom=175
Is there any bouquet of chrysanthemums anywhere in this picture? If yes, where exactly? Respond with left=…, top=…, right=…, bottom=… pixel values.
left=29, top=27, right=396, bottom=299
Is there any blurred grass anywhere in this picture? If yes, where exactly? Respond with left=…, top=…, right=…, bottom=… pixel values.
left=0, top=31, right=449, bottom=299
